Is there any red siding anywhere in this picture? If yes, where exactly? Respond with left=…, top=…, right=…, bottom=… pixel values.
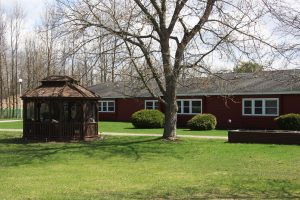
left=99, top=112, right=117, bottom=121
left=281, top=94, right=300, bottom=113
left=99, top=98, right=160, bottom=122
left=98, top=94, right=300, bottom=129
left=205, top=95, right=280, bottom=129
left=116, top=99, right=144, bottom=121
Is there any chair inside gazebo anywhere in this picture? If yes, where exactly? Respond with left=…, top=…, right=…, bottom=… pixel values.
left=24, top=100, right=98, bottom=140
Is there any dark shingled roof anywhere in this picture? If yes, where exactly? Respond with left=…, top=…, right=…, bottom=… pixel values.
left=89, top=70, right=300, bottom=98
left=22, top=75, right=100, bottom=99
left=41, top=75, right=79, bottom=84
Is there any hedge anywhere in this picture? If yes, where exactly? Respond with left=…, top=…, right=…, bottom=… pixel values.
left=187, top=114, right=217, bottom=130
left=131, top=109, right=164, bottom=128
left=275, top=113, right=300, bottom=130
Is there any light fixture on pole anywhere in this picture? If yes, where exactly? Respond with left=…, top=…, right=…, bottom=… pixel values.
left=18, top=78, right=23, bottom=119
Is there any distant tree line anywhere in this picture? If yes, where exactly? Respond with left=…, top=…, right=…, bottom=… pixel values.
left=0, top=1, right=123, bottom=116
left=233, top=62, right=264, bottom=73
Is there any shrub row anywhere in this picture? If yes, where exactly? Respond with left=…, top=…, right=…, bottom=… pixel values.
left=131, top=110, right=300, bottom=131
left=187, top=114, right=217, bottom=130
left=131, top=110, right=217, bottom=130
left=131, top=110, right=164, bottom=128
left=275, top=113, right=300, bottom=131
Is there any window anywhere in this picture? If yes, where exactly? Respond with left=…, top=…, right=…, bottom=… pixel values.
left=177, top=99, right=202, bottom=114
left=145, top=100, right=159, bottom=110
left=39, top=102, right=50, bottom=122
left=63, top=102, right=82, bottom=122
left=99, top=100, right=115, bottom=112
left=265, top=100, right=278, bottom=115
left=242, top=98, right=279, bottom=116
left=86, top=102, right=96, bottom=122
left=26, top=102, right=35, bottom=121
left=51, top=102, right=60, bottom=121
left=70, top=102, right=82, bottom=121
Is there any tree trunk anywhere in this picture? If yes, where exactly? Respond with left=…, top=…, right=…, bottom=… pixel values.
left=0, top=53, right=3, bottom=116
left=90, top=70, right=93, bottom=86
left=15, top=40, right=18, bottom=117
left=163, top=77, right=178, bottom=139
left=4, top=54, right=10, bottom=117
left=111, top=36, right=117, bottom=82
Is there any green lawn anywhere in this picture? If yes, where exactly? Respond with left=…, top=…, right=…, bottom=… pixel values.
left=0, top=131, right=299, bottom=199
left=0, top=118, right=20, bottom=121
left=100, top=121, right=227, bottom=136
left=0, top=121, right=22, bottom=129
left=0, top=121, right=227, bottom=136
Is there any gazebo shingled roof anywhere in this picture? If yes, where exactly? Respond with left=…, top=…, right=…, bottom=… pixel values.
left=22, top=75, right=100, bottom=99
left=41, top=75, right=78, bottom=83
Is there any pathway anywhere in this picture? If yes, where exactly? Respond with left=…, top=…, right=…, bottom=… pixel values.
left=0, top=128, right=227, bottom=140
left=0, top=129, right=22, bottom=132
left=0, top=120, right=22, bottom=123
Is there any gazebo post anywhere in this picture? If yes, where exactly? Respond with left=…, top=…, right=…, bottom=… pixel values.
left=82, top=101, right=87, bottom=139
left=23, top=100, right=27, bottom=139
left=59, top=100, right=64, bottom=139
left=95, top=101, right=99, bottom=122
left=95, top=101, right=99, bottom=138
left=34, top=100, right=38, bottom=122
left=59, top=100, right=64, bottom=122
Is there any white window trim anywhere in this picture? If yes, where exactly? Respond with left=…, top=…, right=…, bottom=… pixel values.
left=99, top=100, right=115, bottom=113
left=144, top=100, right=159, bottom=110
left=177, top=99, right=202, bottom=115
left=242, top=98, right=279, bottom=116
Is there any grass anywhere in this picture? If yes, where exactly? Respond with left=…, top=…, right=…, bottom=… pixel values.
left=0, top=118, right=20, bottom=121
left=0, top=131, right=299, bottom=199
left=0, top=121, right=22, bottom=129
left=0, top=121, right=227, bottom=136
left=100, top=121, right=227, bottom=136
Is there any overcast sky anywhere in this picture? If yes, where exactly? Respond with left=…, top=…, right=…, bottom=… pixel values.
left=1, top=0, right=54, bottom=32
left=1, top=0, right=299, bottom=70
left=2, top=0, right=298, bottom=28
left=2, top=0, right=299, bottom=34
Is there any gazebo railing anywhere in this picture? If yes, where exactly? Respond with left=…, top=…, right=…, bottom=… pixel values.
left=24, top=121, right=98, bottom=140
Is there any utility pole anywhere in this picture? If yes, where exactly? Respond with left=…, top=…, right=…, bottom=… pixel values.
left=18, top=78, right=22, bottom=118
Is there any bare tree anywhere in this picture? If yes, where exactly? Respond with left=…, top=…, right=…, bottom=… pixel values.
left=263, top=0, right=300, bottom=64
left=38, top=3, right=59, bottom=76
left=8, top=2, right=24, bottom=117
left=55, top=0, right=294, bottom=139
left=0, top=4, right=6, bottom=115
left=24, top=36, right=44, bottom=89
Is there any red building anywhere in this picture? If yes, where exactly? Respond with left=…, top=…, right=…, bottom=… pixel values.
left=89, top=70, right=300, bottom=129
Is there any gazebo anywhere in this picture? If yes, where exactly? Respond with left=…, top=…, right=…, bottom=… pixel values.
left=21, top=75, right=101, bottom=141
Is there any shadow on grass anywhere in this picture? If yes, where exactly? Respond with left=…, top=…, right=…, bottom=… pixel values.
left=176, top=181, right=300, bottom=199
left=0, top=137, right=26, bottom=144
left=70, top=180, right=300, bottom=199
left=0, top=134, right=171, bottom=167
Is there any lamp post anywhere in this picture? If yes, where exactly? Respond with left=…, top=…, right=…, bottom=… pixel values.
left=18, top=78, right=23, bottom=119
